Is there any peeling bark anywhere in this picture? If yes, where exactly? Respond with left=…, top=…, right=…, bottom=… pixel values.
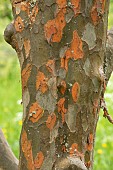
left=4, top=0, right=113, bottom=170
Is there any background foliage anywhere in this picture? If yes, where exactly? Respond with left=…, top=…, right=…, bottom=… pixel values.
left=0, top=0, right=12, bottom=19
left=0, top=1, right=113, bottom=169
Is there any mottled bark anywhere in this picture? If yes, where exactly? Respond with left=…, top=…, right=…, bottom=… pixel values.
left=4, top=0, right=112, bottom=170
left=0, top=129, right=18, bottom=170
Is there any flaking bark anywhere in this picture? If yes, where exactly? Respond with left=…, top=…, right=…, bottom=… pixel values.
left=3, top=0, right=113, bottom=170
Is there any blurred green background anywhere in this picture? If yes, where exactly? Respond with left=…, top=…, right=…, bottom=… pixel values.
left=0, top=1, right=113, bottom=169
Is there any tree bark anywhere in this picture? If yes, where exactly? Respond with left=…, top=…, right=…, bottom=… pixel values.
left=4, top=0, right=111, bottom=170
left=0, top=129, right=18, bottom=170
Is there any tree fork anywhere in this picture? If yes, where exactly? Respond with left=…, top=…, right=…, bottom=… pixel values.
left=0, top=129, right=18, bottom=170
left=3, top=0, right=112, bottom=170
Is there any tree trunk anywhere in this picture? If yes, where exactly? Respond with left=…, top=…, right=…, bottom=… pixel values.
left=4, top=0, right=110, bottom=170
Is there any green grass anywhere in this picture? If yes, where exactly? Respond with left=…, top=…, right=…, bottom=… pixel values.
left=94, top=75, right=113, bottom=170
left=0, top=18, right=22, bottom=158
left=0, top=1, right=113, bottom=169
left=109, top=0, right=113, bottom=29
left=0, top=59, right=22, bottom=157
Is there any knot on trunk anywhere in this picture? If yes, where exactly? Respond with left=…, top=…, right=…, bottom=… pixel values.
left=55, top=157, right=87, bottom=170
left=4, top=22, right=17, bottom=50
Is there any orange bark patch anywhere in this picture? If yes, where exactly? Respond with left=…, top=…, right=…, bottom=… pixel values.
left=14, top=16, right=24, bottom=32
left=21, top=130, right=34, bottom=170
left=60, top=80, right=67, bottom=95
left=62, top=145, right=66, bottom=152
left=46, top=113, right=57, bottom=130
left=71, top=31, right=84, bottom=60
left=101, top=0, right=106, bottom=14
left=93, top=99, right=99, bottom=115
left=70, top=0, right=81, bottom=16
left=36, top=71, right=48, bottom=93
left=91, top=2, right=98, bottom=25
left=44, top=8, right=66, bottom=43
left=44, top=20, right=57, bottom=43
left=69, top=143, right=78, bottom=156
left=61, top=49, right=72, bottom=71
left=86, top=134, right=93, bottom=151
left=72, top=82, right=80, bottom=103
left=58, top=98, right=67, bottom=123
left=24, top=39, right=31, bottom=58
left=44, top=0, right=67, bottom=43
left=91, top=0, right=106, bottom=25
left=22, top=64, right=32, bottom=91
left=69, top=143, right=84, bottom=159
left=16, top=2, right=38, bottom=23
left=52, top=9, right=66, bottom=42
left=56, top=0, right=67, bottom=9
left=29, top=102, right=44, bottom=123
left=61, top=31, right=83, bottom=71
left=13, top=1, right=29, bottom=14
left=29, top=4, right=38, bottom=23
left=21, top=1, right=29, bottom=12
left=34, top=151, right=44, bottom=169
left=46, top=60, right=55, bottom=74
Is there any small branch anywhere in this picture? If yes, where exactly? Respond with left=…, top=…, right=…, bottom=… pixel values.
left=100, top=27, right=113, bottom=124
left=103, top=108, right=113, bottom=124
left=100, top=98, right=113, bottom=124
left=0, top=129, right=18, bottom=170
